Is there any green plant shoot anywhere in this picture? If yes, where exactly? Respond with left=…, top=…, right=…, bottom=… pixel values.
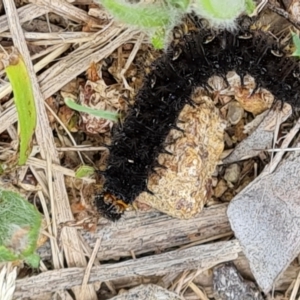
left=245, top=0, right=256, bottom=14
left=4, top=49, right=37, bottom=165
left=292, top=32, right=300, bottom=57
left=64, top=98, right=120, bottom=122
left=75, top=165, right=95, bottom=178
left=151, top=28, right=166, bottom=50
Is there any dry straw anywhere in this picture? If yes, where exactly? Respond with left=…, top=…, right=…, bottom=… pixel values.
left=0, top=265, right=17, bottom=300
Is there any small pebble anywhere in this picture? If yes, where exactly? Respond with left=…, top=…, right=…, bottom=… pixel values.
left=224, top=164, right=241, bottom=184
left=227, top=101, right=244, bottom=125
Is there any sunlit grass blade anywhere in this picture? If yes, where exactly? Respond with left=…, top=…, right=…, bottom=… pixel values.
left=4, top=49, right=37, bottom=165
left=292, top=32, right=300, bottom=57
left=64, top=98, right=120, bottom=122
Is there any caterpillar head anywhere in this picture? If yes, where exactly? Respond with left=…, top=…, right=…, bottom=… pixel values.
left=95, top=192, right=127, bottom=221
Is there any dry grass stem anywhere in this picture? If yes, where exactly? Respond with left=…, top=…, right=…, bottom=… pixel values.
left=0, top=4, right=48, bottom=34
left=0, top=265, right=17, bottom=300
left=44, top=101, right=84, bottom=164
left=266, top=117, right=300, bottom=174
left=0, top=32, right=95, bottom=45
left=28, top=157, right=95, bottom=182
left=290, top=270, right=300, bottom=300
left=57, top=146, right=107, bottom=151
left=29, top=0, right=101, bottom=25
left=37, top=190, right=64, bottom=268
left=188, top=282, right=209, bottom=300
left=120, top=32, right=146, bottom=90
left=80, top=238, right=102, bottom=296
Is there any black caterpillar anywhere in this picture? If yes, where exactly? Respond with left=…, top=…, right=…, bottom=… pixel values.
left=96, top=15, right=300, bottom=221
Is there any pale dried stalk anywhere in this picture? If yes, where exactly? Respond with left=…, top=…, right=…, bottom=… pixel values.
left=78, top=234, right=117, bottom=295
left=0, top=106, right=17, bottom=134
left=15, top=240, right=242, bottom=298
left=39, top=26, right=139, bottom=96
left=37, top=190, right=65, bottom=268
left=188, top=282, right=209, bottom=300
left=0, top=4, right=48, bottom=34
left=0, top=265, right=17, bottom=300
left=29, top=0, right=101, bottom=25
left=177, top=269, right=207, bottom=296
left=0, top=31, right=95, bottom=45
left=0, top=103, right=17, bottom=140
left=57, top=146, right=107, bottom=151
left=0, top=150, right=94, bottom=182
left=32, top=44, right=72, bottom=73
left=120, top=32, right=145, bottom=91
left=266, top=117, right=300, bottom=174
left=80, top=238, right=102, bottom=297
left=290, top=269, right=300, bottom=300
left=31, top=44, right=68, bottom=60
left=28, top=156, right=95, bottom=183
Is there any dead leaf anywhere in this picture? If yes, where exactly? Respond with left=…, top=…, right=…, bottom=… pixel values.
left=235, top=87, right=274, bottom=115
left=228, top=150, right=300, bottom=293
left=86, top=62, right=100, bottom=82
left=58, top=105, right=78, bottom=132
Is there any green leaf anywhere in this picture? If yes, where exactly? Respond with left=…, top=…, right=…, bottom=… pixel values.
left=0, top=188, right=42, bottom=266
left=25, top=253, right=40, bottom=268
left=64, top=98, right=120, bottom=122
left=292, top=32, right=300, bottom=57
left=245, top=0, right=255, bottom=14
left=196, top=0, right=245, bottom=20
left=151, top=28, right=166, bottom=49
left=75, top=165, right=95, bottom=178
left=5, top=50, right=37, bottom=165
left=100, top=0, right=172, bottom=28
